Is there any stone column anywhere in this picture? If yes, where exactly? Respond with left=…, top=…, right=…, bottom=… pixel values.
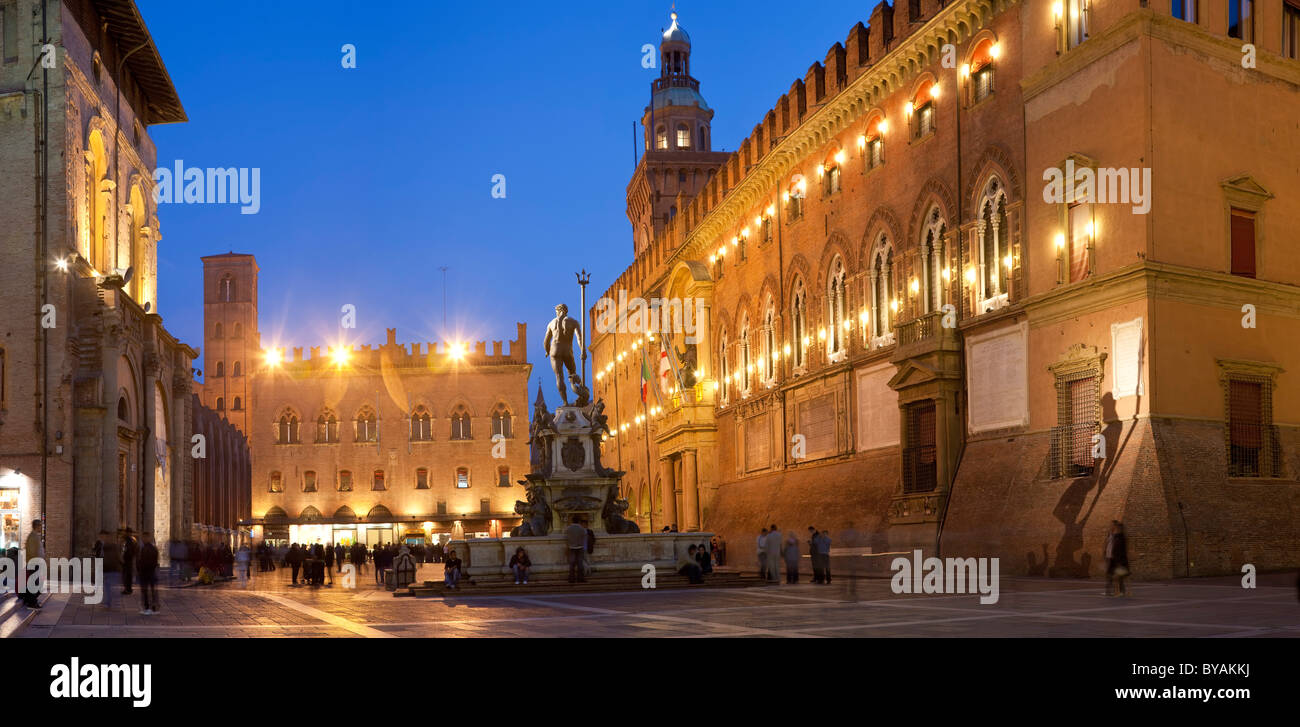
left=660, top=456, right=677, bottom=529
left=100, top=322, right=122, bottom=533
left=141, top=351, right=159, bottom=538
left=682, top=449, right=699, bottom=531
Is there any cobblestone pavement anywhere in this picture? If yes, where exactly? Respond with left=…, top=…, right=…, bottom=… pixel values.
left=14, top=565, right=1300, bottom=638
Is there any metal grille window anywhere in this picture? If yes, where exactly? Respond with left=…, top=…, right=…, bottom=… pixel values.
left=416, top=468, right=429, bottom=490
left=916, top=102, right=935, bottom=138
left=1049, top=374, right=1100, bottom=479
left=868, top=137, right=884, bottom=169
left=269, top=471, right=283, bottom=493
left=372, top=470, right=386, bottom=491
left=1226, top=378, right=1281, bottom=478
left=903, top=401, right=938, bottom=493
left=973, top=64, right=994, bottom=102
left=338, top=470, right=353, bottom=492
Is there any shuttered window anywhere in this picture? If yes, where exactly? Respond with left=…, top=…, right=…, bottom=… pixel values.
left=1230, top=208, right=1256, bottom=278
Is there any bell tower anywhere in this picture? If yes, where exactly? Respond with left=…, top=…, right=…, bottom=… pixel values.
left=627, top=11, right=729, bottom=255
left=199, top=253, right=260, bottom=435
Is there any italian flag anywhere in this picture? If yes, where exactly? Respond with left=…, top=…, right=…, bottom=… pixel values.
left=641, top=350, right=652, bottom=402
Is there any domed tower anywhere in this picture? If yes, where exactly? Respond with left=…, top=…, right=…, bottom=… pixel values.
left=627, top=11, right=729, bottom=255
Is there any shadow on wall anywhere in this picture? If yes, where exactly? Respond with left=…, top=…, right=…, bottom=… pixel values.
left=1042, top=392, right=1135, bottom=578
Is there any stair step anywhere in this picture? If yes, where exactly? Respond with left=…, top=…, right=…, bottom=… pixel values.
left=400, top=573, right=770, bottom=598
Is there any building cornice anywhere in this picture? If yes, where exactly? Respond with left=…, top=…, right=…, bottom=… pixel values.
left=664, top=0, right=1015, bottom=272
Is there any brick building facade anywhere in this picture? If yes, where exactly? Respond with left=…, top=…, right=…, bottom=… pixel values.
left=0, top=0, right=198, bottom=558
left=591, top=2, right=1300, bottom=578
left=191, top=393, right=251, bottom=545
left=200, top=255, right=533, bottom=548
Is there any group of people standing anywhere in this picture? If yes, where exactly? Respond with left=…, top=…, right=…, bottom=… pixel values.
left=756, top=525, right=833, bottom=585
left=92, top=528, right=161, bottom=614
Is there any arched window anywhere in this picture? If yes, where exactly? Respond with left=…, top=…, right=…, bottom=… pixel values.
left=655, top=125, right=668, bottom=150
left=491, top=404, right=512, bottom=438
left=869, top=238, right=896, bottom=344
left=316, top=411, right=339, bottom=443
left=865, top=114, right=886, bottom=170
left=232, top=361, right=242, bottom=377
left=455, top=467, right=470, bottom=488
left=821, top=150, right=843, bottom=198
left=790, top=277, right=808, bottom=368
left=920, top=208, right=947, bottom=314
left=213, top=322, right=223, bottom=339
left=338, top=469, right=353, bottom=492
left=410, top=406, right=432, bottom=442
left=969, top=38, right=998, bottom=103
left=827, top=256, right=848, bottom=358
left=118, top=396, right=129, bottom=421
left=911, top=79, right=938, bottom=139
left=233, top=323, right=242, bottom=339
left=355, top=407, right=378, bottom=442
left=85, top=131, right=108, bottom=272
left=232, top=396, right=242, bottom=411
left=268, top=472, right=283, bottom=493
left=219, top=275, right=235, bottom=302
left=450, top=406, right=472, bottom=440
left=785, top=176, right=806, bottom=221
left=276, top=410, right=300, bottom=444
left=978, top=177, right=1010, bottom=312
left=302, top=470, right=318, bottom=493
left=739, top=314, right=752, bottom=395
left=216, top=397, right=225, bottom=411
left=762, top=298, right=776, bottom=383
left=214, top=361, right=224, bottom=378
left=676, top=123, right=691, bottom=149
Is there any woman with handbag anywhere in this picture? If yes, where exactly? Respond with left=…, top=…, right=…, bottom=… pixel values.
left=1104, top=521, right=1130, bottom=597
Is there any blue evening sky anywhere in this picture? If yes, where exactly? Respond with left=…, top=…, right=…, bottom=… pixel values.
left=139, top=0, right=873, bottom=382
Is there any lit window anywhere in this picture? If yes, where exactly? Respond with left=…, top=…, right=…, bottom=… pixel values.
left=269, top=471, right=283, bottom=493
left=1066, top=0, right=1091, bottom=48
left=676, top=123, right=691, bottom=149
left=1067, top=201, right=1091, bottom=283
left=338, top=470, right=353, bottom=492
left=827, top=258, right=847, bottom=356
left=655, top=126, right=667, bottom=150
left=455, top=467, right=470, bottom=489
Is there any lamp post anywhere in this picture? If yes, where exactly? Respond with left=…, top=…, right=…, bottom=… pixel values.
left=576, top=270, right=590, bottom=388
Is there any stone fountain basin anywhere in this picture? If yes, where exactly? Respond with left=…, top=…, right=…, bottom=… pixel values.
left=450, top=532, right=716, bottom=578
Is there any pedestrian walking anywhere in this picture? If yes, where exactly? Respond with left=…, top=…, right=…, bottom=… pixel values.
left=287, top=543, right=303, bottom=585
left=120, top=528, right=138, bottom=595
left=236, top=544, right=251, bottom=588
left=764, top=524, right=782, bottom=583
left=94, top=530, right=121, bottom=609
left=137, top=532, right=160, bottom=614
left=782, top=531, right=800, bottom=583
left=815, top=527, right=833, bottom=584
left=564, top=515, right=587, bottom=584
left=20, top=520, right=43, bottom=608
left=1104, top=521, right=1130, bottom=597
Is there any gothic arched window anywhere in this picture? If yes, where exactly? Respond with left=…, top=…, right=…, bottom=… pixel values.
left=355, top=407, right=378, bottom=442
left=491, top=404, right=512, bottom=438
left=410, top=406, right=432, bottom=442
left=450, top=406, right=472, bottom=440
left=827, top=257, right=847, bottom=357
left=790, top=277, right=808, bottom=368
